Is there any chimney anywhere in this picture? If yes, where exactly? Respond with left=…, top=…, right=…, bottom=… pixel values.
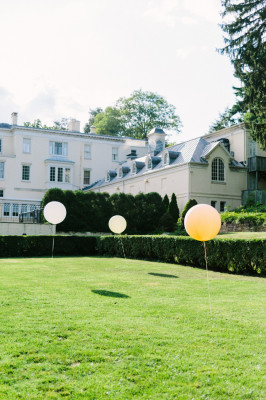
left=11, top=112, right=18, bottom=125
left=90, top=125, right=95, bottom=134
left=68, top=118, right=80, bottom=132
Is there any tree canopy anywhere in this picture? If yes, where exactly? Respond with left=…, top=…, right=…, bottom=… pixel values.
left=85, top=90, right=182, bottom=139
left=24, top=118, right=68, bottom=130
left=219, top=0, right=266, bottom=148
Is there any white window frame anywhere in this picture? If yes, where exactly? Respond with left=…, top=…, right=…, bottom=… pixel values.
left=83, top=169, right=91, bottom=186
left=118, top=168, right=123, bottom=178
left=211, top=158, right=225, bottom=182
left=3, top=203, right=10, bottom=216
left=22, top=165, right=30, bottom=181
left=147, top=158, right=152, bottom=169
left=23, top=138, right=31, bottom=153
left=49, top=141, right=68, bottom=156
left=106, top=172, right=110, bottom=182
left=132, top=163, right=136, bottom=174
left=49, top=166, right=72, bottom=183
left=0, top=162, right=4, bottom=179
left=163, top=152, right=169, bottom=165
left=84, top=144, right=91, bottom=159
left=112, top=147, right=118, bottom=161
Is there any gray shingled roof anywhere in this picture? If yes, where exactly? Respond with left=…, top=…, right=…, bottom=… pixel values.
left=84, top=136, right=245, bottom=191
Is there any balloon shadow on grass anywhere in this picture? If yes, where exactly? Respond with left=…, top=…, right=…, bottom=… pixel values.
left=91, top=290, right=130, bottom=298
left=148, top=272, right=178, bottom=279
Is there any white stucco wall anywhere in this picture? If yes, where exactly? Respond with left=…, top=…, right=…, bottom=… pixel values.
left=0, top=222, right=55, bottom=236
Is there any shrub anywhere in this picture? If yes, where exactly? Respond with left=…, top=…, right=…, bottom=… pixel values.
left=221, top=211, right=266, bottom=227
left=169, top=193, right=179, bottom=222
left=180, top=199, right=198, bottom=228
left=163, top=194, right=169, bottom=210
left=159, top=211, right=176, bottom=232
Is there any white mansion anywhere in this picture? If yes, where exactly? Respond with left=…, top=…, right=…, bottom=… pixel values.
left=0, top=113, right=147, bottom=219
left=85, top=124, right=266, bottom=212
left=0, top=112, right=265, bottom=220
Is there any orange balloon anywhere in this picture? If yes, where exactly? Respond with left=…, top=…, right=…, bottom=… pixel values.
left=184, top=204, right=221, bottom=241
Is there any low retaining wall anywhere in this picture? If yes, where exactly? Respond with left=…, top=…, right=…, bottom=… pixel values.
left=0, top=222, right=55, bottom=236
left=220, top=222, right=266, bottom=233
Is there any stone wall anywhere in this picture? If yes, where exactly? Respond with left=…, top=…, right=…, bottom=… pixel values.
left=220, top=222, right=266, bottom=233
left=0, top=223, right=55, bottom=236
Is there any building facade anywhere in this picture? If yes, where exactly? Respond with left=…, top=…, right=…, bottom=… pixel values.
left=0, top=113, right=147, bottom=219
left=86, top=124, right=266, bottom=212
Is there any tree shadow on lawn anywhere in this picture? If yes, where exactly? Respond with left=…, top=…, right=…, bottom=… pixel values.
left=148, top=272, right=178, bottom=279
left=91, top=290, right=130, bottom=298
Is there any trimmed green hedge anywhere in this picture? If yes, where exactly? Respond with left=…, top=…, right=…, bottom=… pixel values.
left=96, top=235, right=266, bottom=275
left=0, top=236, right=97, bottom=258
left=221, top=211, right=266, bottom=227
left=0, top=235, right=265, bottom=275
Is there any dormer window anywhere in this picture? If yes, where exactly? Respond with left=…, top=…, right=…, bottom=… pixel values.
left=106, top=172, right=110, bottom=182
left=118, top=167, right=123, bottom=178
left=163, top=152, right=169, bottom=165
left=132, top=163, right=136, bottom=174
left=147, top=158, right=152, bottom=169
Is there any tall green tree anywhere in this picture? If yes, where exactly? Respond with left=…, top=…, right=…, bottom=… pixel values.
left=163, top=194, right=170, bottom=211
left=90, top=90, right=182, bottom=139
left=220, top=0, right=266, bottom=149
left=169, top=193, right=179, bottom=222
left=208, top=105, right=244, bottom=133
left=84, top=108, right=103, bottom=133
left=24, top=118, right=68, bottom=130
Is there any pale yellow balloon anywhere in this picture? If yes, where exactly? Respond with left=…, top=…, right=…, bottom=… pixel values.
left=108, top=215, right=127, bottom=234
left=184, top=204, right=221, bottom=241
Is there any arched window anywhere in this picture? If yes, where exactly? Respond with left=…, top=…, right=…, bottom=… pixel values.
left=212, top=158, right=225, bottom=181
left=163, top=152, right=169, bottom=165
left=132, top=163, right=136, bottom=174
left=147, top=158, right=152, bottom=169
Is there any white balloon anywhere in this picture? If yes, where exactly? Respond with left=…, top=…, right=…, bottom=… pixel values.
left=44, top=201, right=66, bottom=225
left=108, top=215, right=127, bottom=234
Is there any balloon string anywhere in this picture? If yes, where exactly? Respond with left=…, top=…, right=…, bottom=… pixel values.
left=203, top=241, right=211, bottom=315
left=118, top=235, right=126, bottom=259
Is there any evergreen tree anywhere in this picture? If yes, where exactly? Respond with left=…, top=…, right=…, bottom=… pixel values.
left=169, top=193, right=179, bottom=222
left=180, top=199, right=198, bottom=228
left=220, top=0, right=266, bottom=149
left=163, top=194, right=170, bottom=211
left=159, top=211, right=176, bottom=232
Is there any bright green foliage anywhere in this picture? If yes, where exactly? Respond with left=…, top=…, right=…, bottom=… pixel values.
left=180, top=199, right=198, bottom=228
left=0, top=257, right=265, bottom=399
left=84, top=107, right=103, bottom=133
left=90, top=89, right=182, bottom=139
left=163, top=194, right=169, bottom=210
left=169, top=193, right=179, bottom=222
left=24, top=118, right=68, bottom=130
left=208, top=105, right=244, bottom=133
left=221, top=211, right=266, bottom=227
left=93, top=107, right=124, bottom=136
left=220, top=0, right=266, bottom=148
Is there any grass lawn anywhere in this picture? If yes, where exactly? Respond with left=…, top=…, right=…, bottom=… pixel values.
left=0, top=257, right=265, bottom=399
left=217, top=232, right=266, bottom=239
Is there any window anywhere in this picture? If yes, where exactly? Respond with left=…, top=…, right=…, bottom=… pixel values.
left=83, top=169, right=90, bottom=185
left=212, top=158, right=225, bottom=181
left=211, top=201, right=217, bottom=209
left=147, top=158, right=152, bottom=169
left=132, top=163, right=136, bottom=174
left=22, top=165, right=30, bottom=181
left=112, top=147, right=118, bottom=161
left=0, top=162, right=4, bottom=179
left=49, top=141, right=68, bottom=156
left=156, top=140, right=163, bottom=152
left=12, top=204, right=19, bottom=216
left=248, top=139, right=256, bottom=157
left=65, top=168, right=70, bottom=183
left=106, top=172, right=110, bottom=182
left=220, top=201, right=226, bottom=212
left=0, top=139, right=2, bottom=153
left=118, top=168, right=123, bottom=178
left=84, top=144, right=91, bottom=159
left=3, top=203, right=10, bottom=216
left=0, top=190, right=3, bottom=197
left=21, top=204, right=28, bottom=214
left=163, top=153, right=169, bottom=165
left=57, top=167, right=63, bottom=182
left=50, top=167, right=56, bottom=181
left=50, top=166, right=71, bottom=183
left=23, top=138, right=31, bottom=153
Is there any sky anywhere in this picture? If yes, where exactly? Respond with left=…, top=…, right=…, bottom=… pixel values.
left=0, top=0, right=238, bottom=143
